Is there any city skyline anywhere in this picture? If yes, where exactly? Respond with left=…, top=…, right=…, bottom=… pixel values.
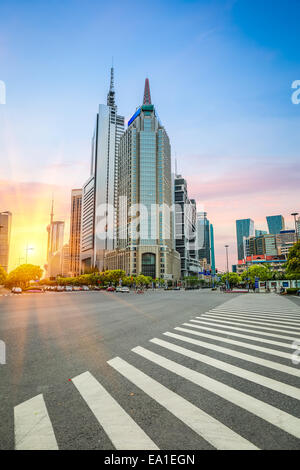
left=1, top=0, right=300, bottom=271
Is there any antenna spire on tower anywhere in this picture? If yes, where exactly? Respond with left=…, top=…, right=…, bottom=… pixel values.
left=143, top=78, right=151, bottom=105
left=50, top=196, right=54, bottom=224
left=107, top=65, right=115, bottom=107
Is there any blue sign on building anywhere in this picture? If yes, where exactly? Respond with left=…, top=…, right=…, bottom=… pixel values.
left=128, top=107, right=141, bottom=127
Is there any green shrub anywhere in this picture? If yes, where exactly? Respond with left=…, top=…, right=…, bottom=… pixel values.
left=286, top=288, right=299, bottom=295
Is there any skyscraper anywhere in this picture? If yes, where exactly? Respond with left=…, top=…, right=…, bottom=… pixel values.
left=46, top=201, right=65, bottom=278
left=236, top=218, right=254, bottom=261
left=0, top=211, right=12, bottom=272
left=210, top=223, right=216, bottom=275
left=106, top=79, right=180, bottom=280
left=255, top=229, right=267, bottom=237
left=80, top=67, right=125, bottom=272
left=197, top=212, right=210, bottom=264
left=69, top=189, right=82, bottom=276
left=266, top=215, right=285, bottom=235
left=174, top=175, right=199, bottom=278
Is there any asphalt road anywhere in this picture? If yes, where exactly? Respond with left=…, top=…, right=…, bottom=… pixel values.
left=0, top=289, right=300, bottom=450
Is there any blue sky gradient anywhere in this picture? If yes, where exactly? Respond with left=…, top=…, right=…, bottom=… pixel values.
left=0, top=0, right=299, bottom=268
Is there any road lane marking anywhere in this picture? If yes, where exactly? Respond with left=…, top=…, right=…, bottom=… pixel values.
left=108, top=357, right=258, bottom=450
left=175, top=327, right=292, bottom=360
left=210, top=310, right=300, bottom=324
left=198, top=314, right=300, bottom=335
left=185, top=322, right=295, bottom=349
left=14, top=394, right=58, bottom=450
left=163, top=332, right=300, bottom=377
left=211, top=308, right=300, bottom=317
left=132, top=346, right=300, bottom=440
left=193, top=317, right=300, bottom=340
left=72, top=371, right=158, bottom=450
left=202, top=313, right=300, bottom=330
left=150, top=338, right=300, bottom=400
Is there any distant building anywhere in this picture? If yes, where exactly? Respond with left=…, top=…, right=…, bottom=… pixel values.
left=0, top=211, right=12, bottom=272
left=266, top=215, right=285, bottom=235
left=210, top=224, right=216, bottom=275
left=69, top=189, right=82, bottom=276
left=255, top=229, right=267, bottom=237
left=276, top=230, right=297, bottom=256
left=197, top=212, right=211, bottom=264
left=236, top=255, right=286, bottom=275
left=61, top=243, right=71, bottom=277
left=236, top=218, right=254, bottom=261
left=46, top=202, right=65, bottom=278
left=174, top=175, right=199, bottom=278
left=80, top=67, right=125, bottom=272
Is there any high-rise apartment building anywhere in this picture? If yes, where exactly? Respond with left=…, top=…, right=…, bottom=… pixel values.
left=236, top=218, right=254, bottom=261
left=266, top=215, right=285, bottom=235
left=69, top=189, right=82, bottom=276
left=276, top=230, right=297, bottom=256
left=0, top=211, right=12, bottom=272
left=80, top=68, right=124, bottom=272
left=174, top=175, right=199, bottom=278
left=105, top=79, right=180, bottom=281
left=210, top=223, right=216, bottom=275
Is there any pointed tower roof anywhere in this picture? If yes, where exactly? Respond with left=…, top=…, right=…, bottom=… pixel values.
left=107, top=66, right=115, bottom=107
left=143, top=78, right=151, bottom=105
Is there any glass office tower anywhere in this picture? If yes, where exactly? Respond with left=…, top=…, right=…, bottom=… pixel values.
left=236, top=218, right=254, bottom=261
left=266, top=215, right=285, bottom=235
left=106, top=79, right=180, bottom=281
left=80, top=68, right=124, bottom=272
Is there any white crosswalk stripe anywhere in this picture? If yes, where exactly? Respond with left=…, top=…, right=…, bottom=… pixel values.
left=149, top=337, right=300, bottom=399
left=193, top=317, right=300, bottom=340
left=175, top=326, right=293, bottom=359
left=132, top=346, right=300, bottom=439
left=163, top=331, right=300, bottom=377
left=184, top=321, right=295, bottom=349
left=202, top=313, right=300, bottom=329
left=72, top=371, right=158, bottom=450
left=12, top=293, right=300, bottom=450
left=108, top=357, right=258, bottom=450
left=209, top=310, right=300, bottom=325
left=198, top=314, right=300, bottom=335
left=14, top=394, right=58, bottom=450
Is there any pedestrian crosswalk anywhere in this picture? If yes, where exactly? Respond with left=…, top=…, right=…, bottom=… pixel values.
left=13, top=293, right=300, bottom=450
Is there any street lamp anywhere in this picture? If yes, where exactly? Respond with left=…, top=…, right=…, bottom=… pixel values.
left=25, top=244, right=34, bottom=264
left=291, top=212, right=299, bottom=242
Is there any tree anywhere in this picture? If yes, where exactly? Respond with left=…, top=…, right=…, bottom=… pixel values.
left=286, top=241, right=300, bottom=276
left=241, top=265, right=272, bottom=283
left=221, top=272, right=241, bottom=287
left=0, top=264, right=7, bottom=285
left=5, top=264, right=43, bottom=289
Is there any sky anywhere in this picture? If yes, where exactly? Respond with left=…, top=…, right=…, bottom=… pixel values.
left=0, top=0, right=300, bottom=271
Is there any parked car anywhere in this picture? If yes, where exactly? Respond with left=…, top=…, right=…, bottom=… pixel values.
left=12, top=287, right=22, bottom=294
left=24, top=287, right=45, bottom=293
left=120, top=286, right=130, bottom=293
left=173, top=286, right=180, bottom=290
left=65, top=286, right=73, bottom=292
left=106, top=286, right=116, bottom=292
left=56, top=286, right=65, bottom=292
left=116, top=286, right=122, bottom=292
left=82, top=285, right=89, bottom=291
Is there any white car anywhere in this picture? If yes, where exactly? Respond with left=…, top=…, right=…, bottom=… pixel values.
left=65, top=286, right=73, bottom=292
left=116, top=286, right=122, bottom=292
left=120, top=287, right=130, bottom=293
left=12, top=287, right=22, bottom=294
left=82, top=285, right=89, bottom=291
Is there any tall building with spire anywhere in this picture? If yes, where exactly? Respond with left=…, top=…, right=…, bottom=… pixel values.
left=105, top=79, right=180, bottom=281
left=46, top=201, right=65, bottom=278
left=80, top=67, right=125, bottom=272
